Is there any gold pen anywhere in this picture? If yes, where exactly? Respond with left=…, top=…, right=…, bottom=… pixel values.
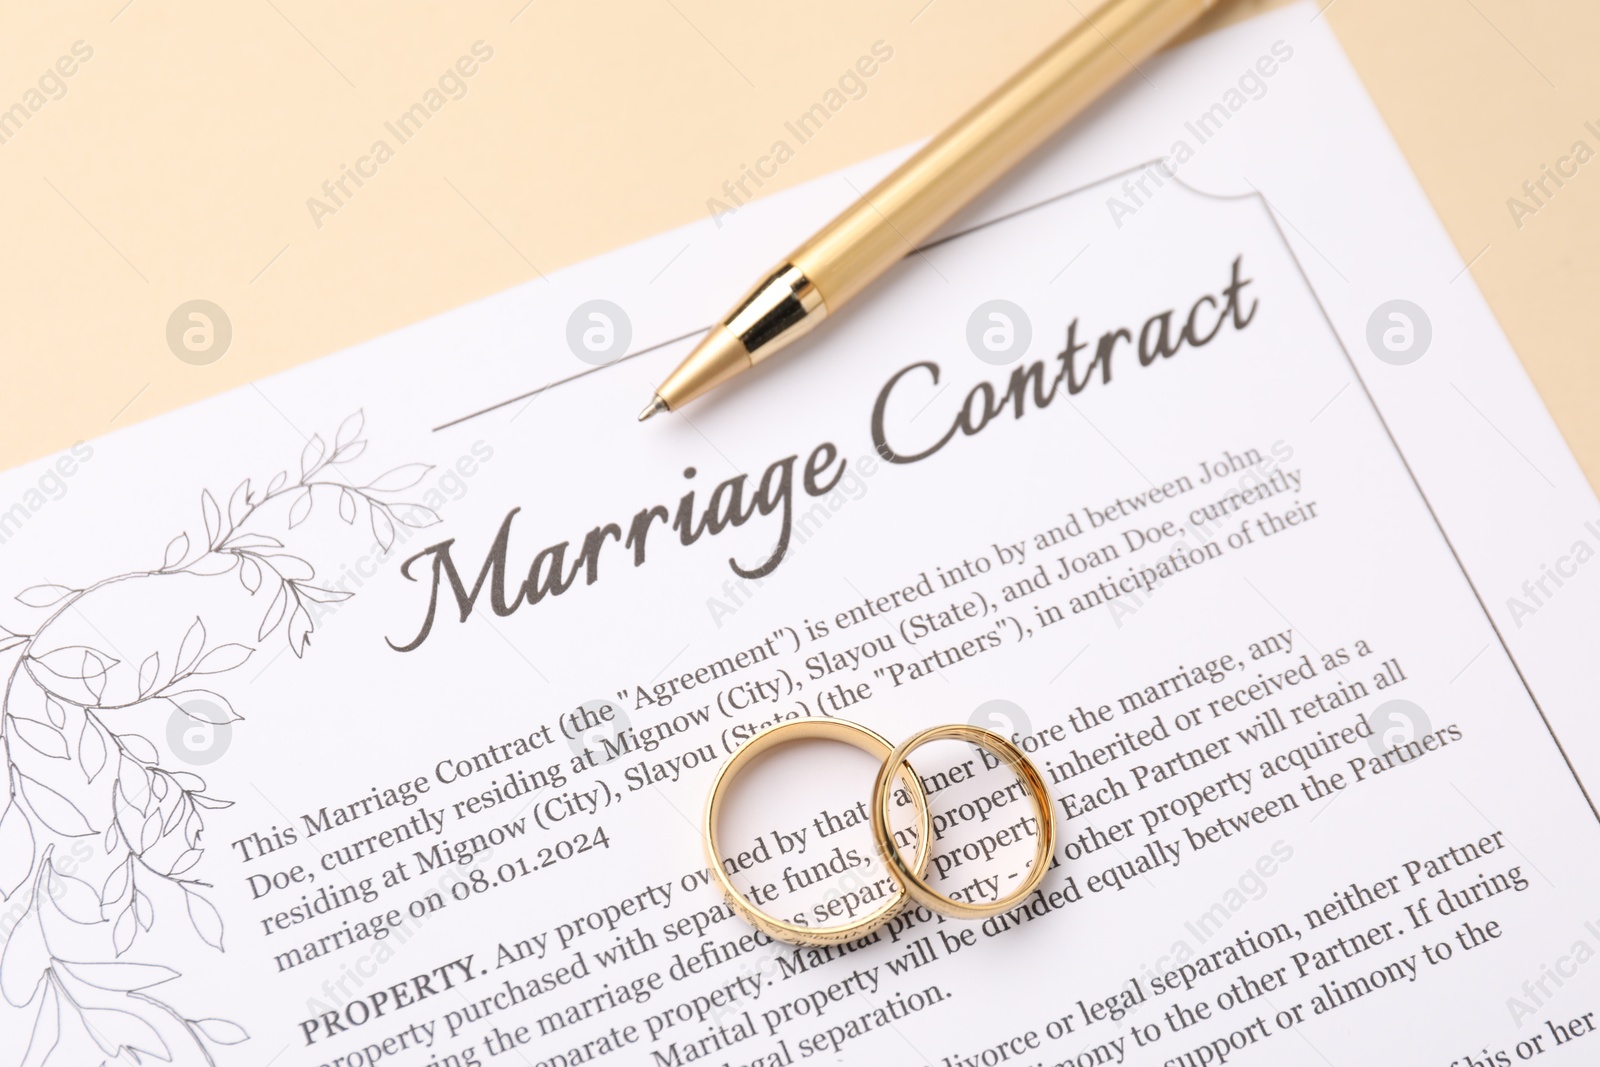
left=639, top=0, right=1218, bottom=421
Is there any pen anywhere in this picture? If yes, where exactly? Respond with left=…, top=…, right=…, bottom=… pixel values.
left=639, top=0, right=1219, bottom=421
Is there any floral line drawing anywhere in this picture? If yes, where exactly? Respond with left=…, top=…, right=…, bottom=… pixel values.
left=0, top=411, right=436, bottom=1064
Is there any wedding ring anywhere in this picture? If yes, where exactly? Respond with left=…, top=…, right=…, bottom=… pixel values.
left=870, top=724, right=1056, bottom=919
left=703, top=719, right=934, bottom=946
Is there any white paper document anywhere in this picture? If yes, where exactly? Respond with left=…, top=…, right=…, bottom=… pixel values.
left=4, top=5, right=1599, bottom=1065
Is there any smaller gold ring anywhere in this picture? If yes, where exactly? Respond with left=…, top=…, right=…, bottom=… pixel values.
left=703, top=718, right=934, bottom=946
left=870, top=724, right=1056, bottom=919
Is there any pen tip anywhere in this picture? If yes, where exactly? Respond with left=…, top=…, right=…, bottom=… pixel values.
left=638, top=395, right=669, bottom=422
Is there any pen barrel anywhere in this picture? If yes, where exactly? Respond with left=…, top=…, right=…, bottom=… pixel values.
left=792, top=0, right=1213, bottom=308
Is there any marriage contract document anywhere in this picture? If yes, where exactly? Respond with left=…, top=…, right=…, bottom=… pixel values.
left=3, top=5, right=1599, bottom=1066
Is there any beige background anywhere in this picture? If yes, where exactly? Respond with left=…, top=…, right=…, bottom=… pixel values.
left=1, top=0, right=1594, bottom=489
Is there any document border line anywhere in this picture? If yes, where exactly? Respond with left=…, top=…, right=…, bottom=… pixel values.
left=431, top=162, right=1597, bottom=826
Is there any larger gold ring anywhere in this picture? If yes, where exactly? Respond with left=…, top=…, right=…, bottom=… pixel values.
left=870, top=724, right=1056, bottom=919
left=703, top=718, right=934, bottom=945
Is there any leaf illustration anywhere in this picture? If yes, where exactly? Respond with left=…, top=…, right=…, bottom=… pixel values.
left=162, top=795, right=185, bottom=834
left=26, top=648, right=114, bottom=705
left=117, top=765, right=151, bottom=815
left=32, top=646, right=112, bottom=703
left=287, top=487, right=313, bottom=528
left=34, top=647, right=117, bottom=681
left=0, top=419, right=437, bottom=1060
left=170, top=771, right=206, bottom=793
left=300, top=434, right=326, bottom=479
left=365, top=463, right=431, bottom=493
left=200, top=489, right=221, bottom=549
left=371, top=505, right=395, bottom=552
left=239, top=555, right=261, bottom=594
left=0, top=801, right=34, bottom=899
left=175, top=619, right=205, bottom=676
left=12, top=720, right=68, bottom=760
left=112, top=904, right=136, bottom=957
left=137, top=654, right=160, bottom=700
left=100, top=858, right=131, bottom=907
left=48, top=868, right=105, bottom=925
left=80, top=1003, right=171, bottom=1061
left=335, top=409, right=364, bottom=450
left=396, top=504, right=443, bottom=528
left=161, top=533, right=189, bottom=570
left=258, top=583, right=288, bottom=641
left=224, top=533, right=281, bottom=551
left=295, top=585, right=352, bottom=605
left=26, top=660, right=98, bottom=707
left=18, top=775, right=94, bottom=837
left=16, top=585, right=75, bottom=609
left=0, top=910, right=48, bottom=1007
left=7, top=695, right=54, bottom=728
left=117, top=733, right=160, bottom=767
left=169, top=691, right=239, bottom=724
left=287, top=604, right=312, bottom=658
left=139, top=812, right=162, bottom=853
left=21, top=979, right=60, bottom=1066
left=78, top=724, right=106, bottom=783
left=195, top=1018, right=250, bottom=1045
left=56, top=960, right=178, bottom=992
left=192, top=643, right=252, bottom=675
left=184, top=887, right=224, bottom=950
left=84, top=656, right=106, bottom=704
left=227, top=478, right=251, bottom=528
